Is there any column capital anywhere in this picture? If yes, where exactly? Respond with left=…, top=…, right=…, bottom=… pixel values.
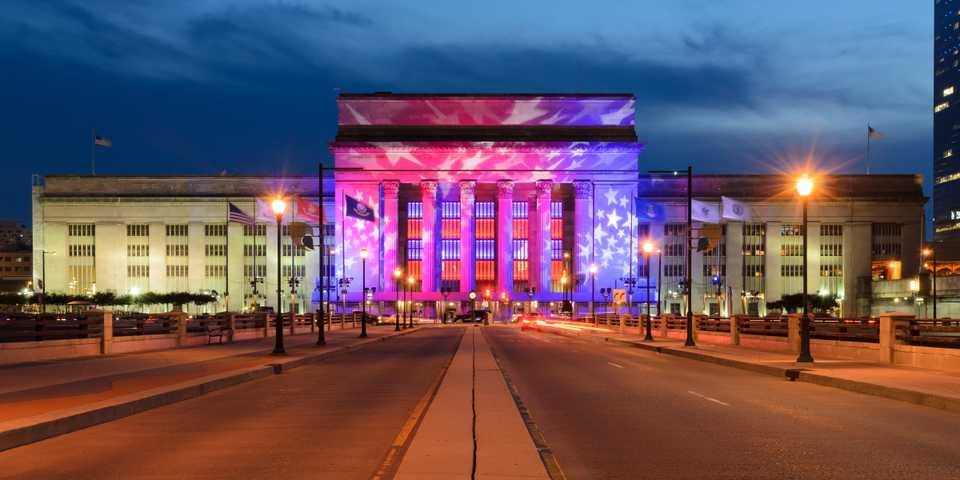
left=459, top=180, right=477, bottom=201
left=496, top=180, right=515, bottom=198
left=383, top=180, right=401, bottom=198
left=536, top=179, right=553, bottom=197
left=573, top=180, right=593, bottom=199
left=420, top=180, right=439, bottom=196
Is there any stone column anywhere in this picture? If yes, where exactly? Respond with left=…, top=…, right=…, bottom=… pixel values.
left=725, top=223, right=744, bottom=316
left=573, top=181, right=593, bottom=296
left=459, top=180, right=477, bottom=293
left=420, top=180, right=439, bottom=294
left=496, top=180, right=514, bottom=295
left=382, top=181, right=401, bottom=292
left=536, top=180, right=553, bottom=296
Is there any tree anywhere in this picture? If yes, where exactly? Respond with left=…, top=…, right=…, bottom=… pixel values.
left=767, top=293, right=838, bottom=314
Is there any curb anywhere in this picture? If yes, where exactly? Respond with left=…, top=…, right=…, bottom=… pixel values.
left=0, top=326, right=425, bottom=452
left=533, top=324, right=960, bottom=415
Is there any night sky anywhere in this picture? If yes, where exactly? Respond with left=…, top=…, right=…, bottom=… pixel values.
left=0, top=1, right=932, bottom=224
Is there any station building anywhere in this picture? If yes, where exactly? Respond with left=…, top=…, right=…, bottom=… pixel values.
left=32, top=93, right=927, bottom=318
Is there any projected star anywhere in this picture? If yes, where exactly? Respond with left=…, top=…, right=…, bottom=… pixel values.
left=618, top=196, right=628, bottom=209
left=606, top=210, right=622, bottom=228
left=604, top=187, right=618, bottom=206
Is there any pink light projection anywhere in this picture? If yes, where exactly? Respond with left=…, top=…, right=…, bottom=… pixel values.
left=338, top=95, right=636, bottom=126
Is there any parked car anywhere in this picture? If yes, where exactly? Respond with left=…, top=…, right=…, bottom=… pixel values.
left=454, top=310, right=488, bottom=323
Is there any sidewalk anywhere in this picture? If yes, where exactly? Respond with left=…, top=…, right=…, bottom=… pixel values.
left=0, top=324, right=421, bottom=451
left=532, top=321, right=960, bottom=414
left=395, top=326, right=549, bottom=480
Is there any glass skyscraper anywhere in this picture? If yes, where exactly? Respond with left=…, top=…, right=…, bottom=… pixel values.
left=935, top=1, right=960, bottom=242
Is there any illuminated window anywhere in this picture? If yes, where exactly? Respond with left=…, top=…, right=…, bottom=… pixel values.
left=406, top=201, right=423, bottom=289
left=475, top=201, right=496, bottom=283
left=512, top=201, right=529, bottom=286
left=946, top=86, right=956, bottom=97
left=936, top=101, right=950, bottom=113
left=440, top=201, right=461, bottom=288
left=936, top=172, right=960, bottom=184
left=946, top=149, right=954, bottom=158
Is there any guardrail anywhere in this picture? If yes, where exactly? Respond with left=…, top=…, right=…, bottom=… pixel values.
left=0, top=312, right=105, bottom=342
left=737, top=317, right=788, bottom=337
left=897, top=319, right=960, bottom=348
left=113, top=313, right=177, bottom=336
left=810, top=318, right=879, bottom=343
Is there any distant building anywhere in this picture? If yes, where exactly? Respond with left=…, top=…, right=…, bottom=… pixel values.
left=31, top=93, right=928, bottom=319
left=0, top=220, right=31, bottom=249
left=0, top=250, right=31, bottom=293
left=934, top=2, right=960, bottom=250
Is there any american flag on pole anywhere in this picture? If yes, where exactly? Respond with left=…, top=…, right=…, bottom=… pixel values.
left=228, top=203, right=255, bottom=225
left=94, top=134, right=112, bottom=148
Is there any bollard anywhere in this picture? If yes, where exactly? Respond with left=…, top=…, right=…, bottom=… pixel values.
left=227, top=314, right=236, bottom=343
left=787, top=314, right=801, bottom=354
left=101, top=310, right=113, bottom=355
left=659, top=315, right=669, bottom=338
left=879, top=313, right=913, bottom=364
left=175, top=312, right=188, bottom=347
left=730, top=315, right=741, bottom=346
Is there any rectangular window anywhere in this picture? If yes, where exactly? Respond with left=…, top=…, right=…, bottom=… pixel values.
left=664, top=264, right=684, bottom=277
left=936, top=101, right=950, bottom=113
left=243, top=245, right=265, bottom=257
left=780, top=224, right=803, bottom=236
left=946, top=86, right=956, bottom=97
left=126, top=265, right=149, bottom=278
left=205, top=244, right=226, bottom=257
left=68, top=245, right=96, bottom=257
left=244, top=264, right=267, bottom=278
left=126, top=224, right=149, bottom=237
left=407, top=239, right=422, bottom=260
left=282, top=244, right=305, bottom=257
left=475, top=201, right=496, bottom=282
left=820, top=224, right=842, bottom=236
left=781, top=265, right=804, bottom=277
left=127, top=245, right=149, bottom=257
left=243, top=224, right=267, bottom=236
left=204, top=224, right=227, bottom=236
left=68, top=224, right=96, bottom=237
left=166, top=245, right=189, bottom=257
left=166, top=224, right=188, bottom=237
left=205, top=265, right=227, bottom=278
left=165, top=265, right=189, bottom=277
left=512, top=201, right=530, bottom=289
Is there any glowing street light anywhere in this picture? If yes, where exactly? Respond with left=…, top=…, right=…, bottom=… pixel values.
left=642, top=240, right=656, bottom=341
left=590, top=264, right=598, bottom=327
left=393, top=268, right=402, bottom=331
left=359, top=247, right=369, bottom=338
left=270, top=197, right=288, bottom=354
left=407, top=275, right=415, bottom=328
left=924, top=246, right=938, bottom=321
left=795, top=175, right=814, bottom=363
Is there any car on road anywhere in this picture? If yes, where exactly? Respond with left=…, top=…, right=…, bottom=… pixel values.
left=454, top=310, right=489, bottom=323
left=518, top=312, right=543, bottom=330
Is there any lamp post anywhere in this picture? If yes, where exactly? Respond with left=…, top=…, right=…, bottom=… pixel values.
left=394, top=268, right=402, bottom=331
left=924, top=247, right=936, bottom=321
left=796, top=174, right=814, bottom=363
left=407, top=275, right=415, bottom=328
left=271, top=197, right=287, bottom=355
left=642, top=240, right=655, bottom=341
left=359, top=248, right=369, bottom=338
left=656, top=248, right=663, bottom=317
left=39, top=250, right=55, bottom=314
left=327, top=247, right=336, bottom=331
left=590, top=264, right=598, bottom=327
left=469, top=290, right=477, bottom=320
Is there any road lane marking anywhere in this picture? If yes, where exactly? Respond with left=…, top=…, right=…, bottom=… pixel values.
left=687, top=390, right=730, bottom=407
left=607, top=362, right=624, bottom=369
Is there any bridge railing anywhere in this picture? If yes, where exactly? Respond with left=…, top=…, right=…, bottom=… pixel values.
left=897, top=319, right=960, bottom=349
left=0, top=312, right=105, bottom=342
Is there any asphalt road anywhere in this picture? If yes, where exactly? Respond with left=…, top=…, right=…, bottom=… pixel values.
left=485, top=327, right=960, bottom=480
left=0, top=327, right=463, bottom=480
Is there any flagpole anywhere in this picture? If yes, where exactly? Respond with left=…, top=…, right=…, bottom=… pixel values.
left=866, top=123, right=871, bottom=175
left=252, top=198, right=258, bottom=310
left=225, top=203, right=229, bottom=312
left=91, top=128, right=96, bottom=175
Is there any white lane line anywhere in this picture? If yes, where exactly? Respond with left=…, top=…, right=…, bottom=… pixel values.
left=607, top=361, right=625, bottom=369
left=687, top=390, right=730, bottom=407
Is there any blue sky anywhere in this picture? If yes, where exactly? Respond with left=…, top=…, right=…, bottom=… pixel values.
left=0, top=1, right=932, bottom=223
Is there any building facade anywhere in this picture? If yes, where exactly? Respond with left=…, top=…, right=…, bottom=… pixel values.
left=31, top=93, right=927, bottom=318
left=935, top=0, right=960, bottom=246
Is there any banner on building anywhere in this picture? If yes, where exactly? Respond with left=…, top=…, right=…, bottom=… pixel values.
left=345, top=195, right=376, bottom=222
left=721, top=196, right=752, bottom=221
left=635, top=198, right=666, bottom=222
left=691, top=199, right=720, bottom=223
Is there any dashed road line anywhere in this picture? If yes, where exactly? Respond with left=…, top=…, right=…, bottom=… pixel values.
left=607, top=362, right=625, bottom=369
left=687, top=390, right=730, bottom=407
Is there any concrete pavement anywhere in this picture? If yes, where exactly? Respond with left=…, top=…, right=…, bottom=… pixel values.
left=527, top=321, right=960, bottom=414
left=396, top=326, right=549, bottom=480
left=0, top=324, right=421, bottom=451
left=486, top=326, right=960, bottom=479
left=0, top=328, right=464, bottom=480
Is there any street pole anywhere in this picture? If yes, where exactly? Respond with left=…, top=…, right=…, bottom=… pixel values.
left=394, top=270, right=401, bottom=331
left=797, top=176, right=814, bottom=363
left=272, top=199, right=286, bottom=355
left=360, top=248, right=368, bottom=338
left=645, top=252, right=653, bottom=341
left=933, top=248, right=938, bottom=322
left=656, top=249, right=662, bottom=317
left=317, top=164, right=325, bottom=346
left=685, top=165, right=695, bottom=347
left=40, top=250, right=47, bottom=314
left=590, top=265, right=597, bottom=327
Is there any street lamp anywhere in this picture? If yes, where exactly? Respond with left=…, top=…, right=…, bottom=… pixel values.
left=469, top=290, right=477, bottom=320
left=38, top=250, right=55, bottom=313
left=359, top=247, right=369, bottom=338
left=590, top=264, right=598, bottom=327
left=642, top=240, right=655, bottom=341
left=796, top=174, right=814, bottom=363
left=924, top=247, right=936, bottom=321
left=407, top=275, right=415, bottom=328
left=394, top=268, right=402, bottom=331
left=271, top=197, right=287, bottom=355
